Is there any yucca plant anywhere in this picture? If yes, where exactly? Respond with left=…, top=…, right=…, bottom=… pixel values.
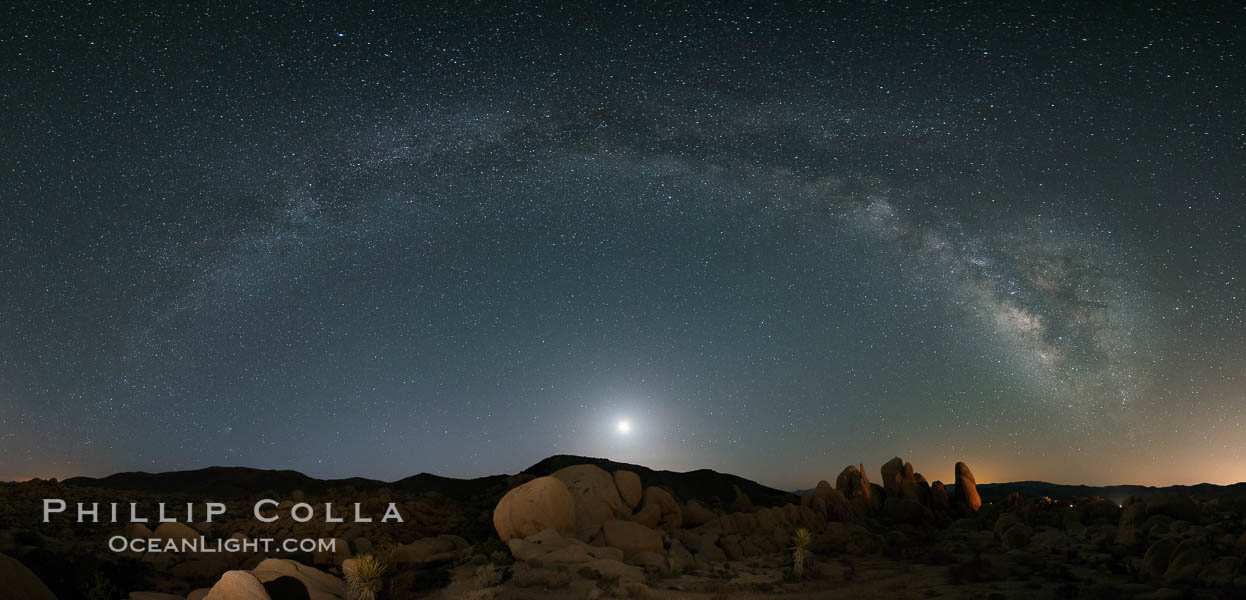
left=83, top=572, right=118, bottom=600
left=790, top=527, right=813, bottom=578
left=345, top=554, right=388, bottom=600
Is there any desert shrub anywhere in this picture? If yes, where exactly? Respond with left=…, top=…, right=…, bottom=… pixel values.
left=947, top=549, right=995, bottom=585
left=625, top=581, right=654, bottom=599
left=595, top=573, right=620, bottom=592
left=83, top=573, right=118, bottom=600
left=472, top=563, right=504, bottom=588
left=657, top=564, right=683, bottom=579
left=476, top=536, right=509, bottom=560
left=345, top=554, right=387, bottom=600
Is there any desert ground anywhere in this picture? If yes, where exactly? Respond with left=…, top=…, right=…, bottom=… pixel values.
left=3, top=455, right=1245, bottom=599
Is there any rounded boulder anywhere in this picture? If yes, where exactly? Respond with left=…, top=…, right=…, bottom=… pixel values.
left=640, top=486, right=683, bottom=530
left=614, top=470, right=643, bottom=509
left=493, top=476, right=576, bottom=542
left=602, top=519, right=664, bottom=559
left=0, top=552, right=56, bottom=600
left=203, top=570, right=270, bottom=600
left=552, top=464, right=630, bottom=539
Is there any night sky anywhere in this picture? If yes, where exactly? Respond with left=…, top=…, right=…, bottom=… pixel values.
left=2, top=2, right=1243, bottom=489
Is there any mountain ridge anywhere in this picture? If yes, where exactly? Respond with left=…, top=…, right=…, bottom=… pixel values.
left=46, top=458, right=1246, bottom=505
left=55, top=454, right=796, bottom=507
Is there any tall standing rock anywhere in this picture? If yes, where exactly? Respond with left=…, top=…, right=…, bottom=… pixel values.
left=910, top=473, right=933, bottom=507
left=802, top=480, right=853, bottom=522
left=879, top=457, right=906, bottom=498
left=930, top=480, right=950, bottom=513
left=953, top=462, right=982, bottom=514
left=835, top=464, right=872, bottom=501
left=880, top=458, right=925, bottom=504
left=731, top=485, right=753, bottom=512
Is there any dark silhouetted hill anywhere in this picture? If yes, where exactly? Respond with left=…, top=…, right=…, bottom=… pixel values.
left=974, top=480, right=1246, bottom=503
left=389, top=472, right=510, bottom=498
left=59, top=455, right=799, bottom=507
left=523, top=454, right=798, bottom=508
left=62, top=466, right=383, bottom=498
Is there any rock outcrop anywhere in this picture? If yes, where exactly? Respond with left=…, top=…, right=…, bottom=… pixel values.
left=801, top=480, right=853, bottom=522
left=835, top=464, right=872, bottom=501
left=879, top=457, right=907, bottom=497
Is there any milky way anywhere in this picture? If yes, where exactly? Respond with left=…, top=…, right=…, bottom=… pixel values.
left=1, top=2, right=1243, bottom=488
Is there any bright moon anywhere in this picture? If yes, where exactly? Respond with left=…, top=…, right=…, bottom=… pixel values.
left=617, top=420, right=631, bottom=435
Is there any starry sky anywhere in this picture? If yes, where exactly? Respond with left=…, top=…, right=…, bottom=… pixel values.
left=2, top=2, right=1243, bottom=489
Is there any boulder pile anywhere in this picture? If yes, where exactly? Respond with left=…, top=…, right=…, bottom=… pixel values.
left=489, top=457, right=986, bottom=575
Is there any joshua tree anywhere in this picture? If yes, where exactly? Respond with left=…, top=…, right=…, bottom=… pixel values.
left=345, top=554, right=388, bottom=600
left=790, top=527, right=813, bottom=578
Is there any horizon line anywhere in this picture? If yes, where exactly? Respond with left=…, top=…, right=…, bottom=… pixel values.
left=5, top=456, right=1244, bottom=491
